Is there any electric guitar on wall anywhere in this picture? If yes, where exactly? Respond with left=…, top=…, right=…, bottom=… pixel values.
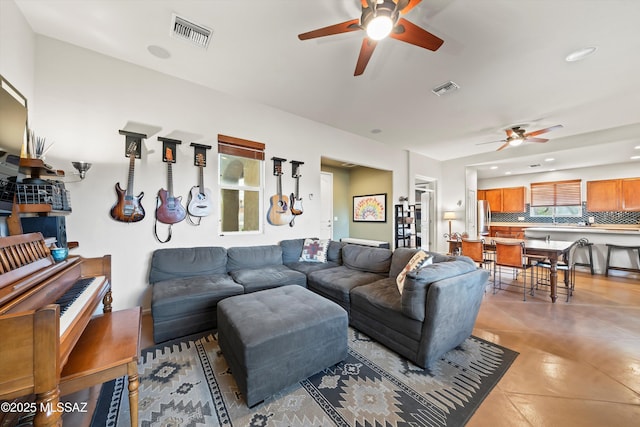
left=187, top=153, right=213, bottom=217
left=110, top=141, right=145, bottom=222
left=289, top=162, right=303, bottom=227
left=266, top=163, right=293, bottom=226
left=156, top=147, right=186, bottom=224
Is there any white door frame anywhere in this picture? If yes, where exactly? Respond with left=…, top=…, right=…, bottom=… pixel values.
left=320, top=172, right=334, bottom=240
left=414, top=175, right=437, bottom=252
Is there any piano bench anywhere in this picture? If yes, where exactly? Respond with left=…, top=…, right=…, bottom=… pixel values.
left=60, top=307, right=141, bottom=427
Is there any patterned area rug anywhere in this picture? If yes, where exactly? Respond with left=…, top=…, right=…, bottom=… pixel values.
left=91, top=328, right=517, bottom=427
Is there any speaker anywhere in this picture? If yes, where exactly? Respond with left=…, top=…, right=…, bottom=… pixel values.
left=20, top=216, right=67, bottom=248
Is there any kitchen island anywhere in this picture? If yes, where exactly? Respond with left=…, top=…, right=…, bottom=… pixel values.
left=524, top=225, right=640, bottom=275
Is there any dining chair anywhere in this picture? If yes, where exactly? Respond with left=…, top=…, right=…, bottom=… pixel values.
left=492, top=240, right=536, bottom=301
left=461, top=238, right=493, bottom=271
left=535, top=239, right=581, bottom=302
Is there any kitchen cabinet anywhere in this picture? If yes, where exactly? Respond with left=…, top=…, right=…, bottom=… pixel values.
left=489, top=225, right=525, bottom=239
left=477, top=189, right=486, bottom=201
left=621, top=178, right=640, bottom=210
left=587, top=178, right=640, bottom=211
left=502, top=187, right=526, bottom=212
left=479, top=186, right=526, bottom=213
left=485, top=189, right=503, bottom=212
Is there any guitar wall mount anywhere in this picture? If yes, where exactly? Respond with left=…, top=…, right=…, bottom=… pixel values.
left=118, top=130, right=146, bottom=159
left=190, top=143, right=211, bottom=166
left=271, top=157, right=287, bottom=175
left=290, top=160, right=304, bottom=177
left=158, top=137, right=182, bottom=163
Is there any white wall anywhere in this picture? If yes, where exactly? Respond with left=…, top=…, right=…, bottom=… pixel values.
left=0, top=0, right=35, bottom=112
left=29, top=36, right=416, bottom=310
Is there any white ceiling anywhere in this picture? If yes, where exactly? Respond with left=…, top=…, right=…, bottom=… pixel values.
left=14, top=0, right=640, bottom=178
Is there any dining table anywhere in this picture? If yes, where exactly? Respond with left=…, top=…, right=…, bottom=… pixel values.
left=448, top=236, right=576, bottom=303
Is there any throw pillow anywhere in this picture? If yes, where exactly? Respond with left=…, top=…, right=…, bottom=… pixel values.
left=396, top=250, right=433, bottom=294
left=299, top=238, right=330, bottom=263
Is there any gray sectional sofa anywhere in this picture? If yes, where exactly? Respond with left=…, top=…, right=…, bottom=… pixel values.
left=148, top=238, right=489, bottom=368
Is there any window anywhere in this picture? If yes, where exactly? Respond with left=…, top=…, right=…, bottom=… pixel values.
left=218, top=134, right=265, bottom=233
left=530, top=179, right=582, bottom=218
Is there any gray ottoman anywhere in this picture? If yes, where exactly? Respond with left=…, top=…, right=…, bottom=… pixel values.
left=217, top=285, right=348, bottom=407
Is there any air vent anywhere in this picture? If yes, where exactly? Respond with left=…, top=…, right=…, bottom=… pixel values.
left=432, top=81, right=460, bottom=96
left=529, top=164, right=541, bottom=168
left=171, top=14, right=212, bottom=49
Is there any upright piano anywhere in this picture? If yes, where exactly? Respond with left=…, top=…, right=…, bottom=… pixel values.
left=0, top=232, right=140, bottom=427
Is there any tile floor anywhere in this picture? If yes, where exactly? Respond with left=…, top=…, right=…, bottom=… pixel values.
left=64, top=269, right=640, bottom=426
left=468, top=269, right=640, bottom=427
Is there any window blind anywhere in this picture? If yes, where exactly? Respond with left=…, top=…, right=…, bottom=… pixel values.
left=530, top=179, right=581, bottom=206
left=218, top=134, right=265, bottom=160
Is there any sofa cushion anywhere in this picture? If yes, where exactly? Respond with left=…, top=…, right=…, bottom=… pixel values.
left=342, top=244, right=392, bottom=274
left=396, top=250, right=433, bottom=294
left=149, top=247, right=228, bottom=284
left=326, top=240, right=346, bottom=264
left=280, top=238, right=305, bottom=264
left=151, top=274, right=243, bottom=320
left=227, top=245, right=283, bottom=271
left=299, top=238, right=330, bottom=262
left=285, top=260, right=340, bottom=275
left=402, top=258, right=478, bottom=321
left=350, top=278, right=423, bottom=342
left=307, top=266, right=385, bottom=308
left=229, top=265, right=307, bottom=293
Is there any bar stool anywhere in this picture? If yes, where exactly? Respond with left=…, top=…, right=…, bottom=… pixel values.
left=605, top=244, right=640, bottom=276
left=573, top=238, right=594, bottom=275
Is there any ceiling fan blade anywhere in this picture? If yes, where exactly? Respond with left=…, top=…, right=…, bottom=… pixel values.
left=298, top=19, right=361, bottom=40
left=526, top=137, right=549, bottom=143
left=496, top=141, right=511, bottom=151
left=397, top=0, right=422, bottom=14
left=505, top=128, right=514, bottom=138
left=476, top=139, right=506, bottom=146
left=525, top=124, right=563, bottom=138
left=390, top=18, right=443, bottom=51
left=354, top=38, right=378, bottom=76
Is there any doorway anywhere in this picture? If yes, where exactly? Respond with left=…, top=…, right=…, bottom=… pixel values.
left=415, top=176, right=437, bottom=251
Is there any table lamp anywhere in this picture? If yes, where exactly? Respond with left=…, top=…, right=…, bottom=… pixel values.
left=443, top=211, right=456, bottom=237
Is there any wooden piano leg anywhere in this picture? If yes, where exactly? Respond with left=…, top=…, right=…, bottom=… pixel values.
left=102, top=289, right=113, bottom=313
left=33, top=388, right=62, bottom=427
left=127, top=364, right=139, bottom=427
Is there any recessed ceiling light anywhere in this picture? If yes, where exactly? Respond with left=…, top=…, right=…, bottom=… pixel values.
left=545, top=157, right=555, bottom=162
left=505, top=171, right=512, bottom=175
left=370, top=128, right=382, bottom=134
left=147, top=45, right=171, bottom=59
left=635, top=145, right=640, bottom=150
left=549, top=168, right=557, bottom=172
left=490, top=166, right=498, bottom=170
left=631, top=155, right=640, bottom=160
left=565, top=47, right=597, bottom=62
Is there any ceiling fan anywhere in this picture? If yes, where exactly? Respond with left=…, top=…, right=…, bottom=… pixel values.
left=298, top=0, right=444, bottom=76
left=478, top=125, right=564, bottom=151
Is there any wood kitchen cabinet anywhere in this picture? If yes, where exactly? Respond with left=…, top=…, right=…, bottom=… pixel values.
left=489, top=226, right=525, bottom=239
left=587, top=178, right=640, bottom=211
left=485, top=189, right=503, bottom=212
left=479, top=186, right=526, bottom=213
left=477, top=189, right=486, bottom=201
left=622, top=178, right=640, bottom=210
left=502, top=187, right=526, bottom=212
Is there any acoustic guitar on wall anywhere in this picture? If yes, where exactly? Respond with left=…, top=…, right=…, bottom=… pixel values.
left=187, top=153, right=213, bottom=217
left=110, top=141, right=145, bottom=222
left=267, top=163, right=293, bottom=226
left=156, top=147, right=186, bottom=224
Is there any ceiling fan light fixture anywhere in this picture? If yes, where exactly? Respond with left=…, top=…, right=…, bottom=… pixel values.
left=509, top=137, right=524, bottom=146
left=366, top=15, right=393, bottom=40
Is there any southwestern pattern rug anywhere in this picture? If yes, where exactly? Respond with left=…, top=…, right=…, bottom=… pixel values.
left=91, top=328, right=517, bottom=427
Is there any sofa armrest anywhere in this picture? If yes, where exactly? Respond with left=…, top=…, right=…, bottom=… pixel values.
left=416, top=268, right=489, bottom=368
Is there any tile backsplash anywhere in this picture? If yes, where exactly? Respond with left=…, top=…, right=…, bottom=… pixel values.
left=492, top=202, right=640, bottom=225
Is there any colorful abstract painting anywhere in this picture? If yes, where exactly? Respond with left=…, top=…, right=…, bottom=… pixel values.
left=353, top=193, right=386, bottom=222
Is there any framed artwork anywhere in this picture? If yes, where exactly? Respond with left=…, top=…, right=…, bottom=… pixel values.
left=353, top=193, right=387, bottom=222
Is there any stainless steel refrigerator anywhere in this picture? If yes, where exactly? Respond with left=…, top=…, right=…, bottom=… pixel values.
left=478, top=200, right=491, bottom=236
